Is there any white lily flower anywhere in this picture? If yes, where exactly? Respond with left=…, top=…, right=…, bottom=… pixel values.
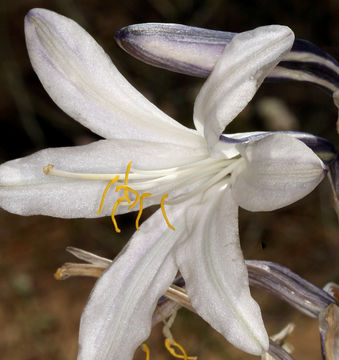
left=0, top=8, right=327, bottom=359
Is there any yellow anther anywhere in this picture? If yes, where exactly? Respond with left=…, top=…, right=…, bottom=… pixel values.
left=127, top=191, right=140, bottom=210
left=111, top=185, right=140, bottom=232
left=96, top=161, right=175, bottom=233
left=161, top=194, right=175, bottom=231
left=142, top=343, right=150, bottom=360
left=111, top=196, right=126, bottom=233
left=124, top=161, right=133, bottom=204
left=136, top=193, right=151, bottom=230
left=164, top=338, right=197, bottom=360
left=115, top=185, right=140, bottom=210
left=109, top=162, right=141, bottom=232
left=54, top=268, right=63, bottom=280
left=96, top=175, right=120, bottom=214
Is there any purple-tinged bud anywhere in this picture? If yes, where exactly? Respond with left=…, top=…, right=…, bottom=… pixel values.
left=247, top=260, right=337, bottom=318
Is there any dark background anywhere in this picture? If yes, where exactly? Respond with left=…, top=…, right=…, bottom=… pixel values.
left=0, top=0, right=338, bottom=359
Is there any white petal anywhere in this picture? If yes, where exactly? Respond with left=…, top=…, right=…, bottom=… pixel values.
left=193, top=25, right=294, bottom=149
left=0, top=139, right=207, bottom=217
left=25, top=9, right=200, bottom=145
left=232, top=134, right=326, bottom=211
left=175, top=184, right=268, bottom=355
left=78, top=197, right=193, bottom=360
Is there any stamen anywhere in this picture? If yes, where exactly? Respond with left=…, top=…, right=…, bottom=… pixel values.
left=96, top=175, right=120, bottom=214
left=164, top=338, right=197, bottom=360
left=166, top=157, right=244, bottom=205
left=142, top=343, right=150, bottom=360
left=131, top=158, right=223, bottom=176
left=129, top=159, right=228, bottom=191
left=47, top=157, right=242, bottom=233
left=111, top=196, right=126, bottom=233
left=161, top=194, right=175, bottom=230
left=162, top=311, right=196, bottom=359
left=54, top=263, right=104, bottom=279
left=54, top=267, right=64, bottom=280
left=110, top=162, right=141, bottom=232
left=162, top=308, right=177, bottom=345
left=136, top=193, right=151, bottom=230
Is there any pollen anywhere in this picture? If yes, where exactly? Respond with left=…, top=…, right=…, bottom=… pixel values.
left=96, top=161, right=176, bottom=232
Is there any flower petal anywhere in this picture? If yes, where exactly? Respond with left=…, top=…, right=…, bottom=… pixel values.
left=0, top=139, right=207, bottom=217
left=193, top=25, right=294, bottom=149
left=77, top=196, right=195, bottom=360
left=232, top=134, right=326, bottom=211
left=25, top=9, right=199, bottom=145
left=175, top=184, right=268, bottom=355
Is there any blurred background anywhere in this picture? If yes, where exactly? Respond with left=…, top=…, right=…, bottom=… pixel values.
left=0, top=0, right=338, bottom=359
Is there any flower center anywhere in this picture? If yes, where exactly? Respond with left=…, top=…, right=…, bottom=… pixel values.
left=43, top=156, right=245, bottom=231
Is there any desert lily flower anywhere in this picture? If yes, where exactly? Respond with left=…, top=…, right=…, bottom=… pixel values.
left=0, top=8, right=328, bottom=359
